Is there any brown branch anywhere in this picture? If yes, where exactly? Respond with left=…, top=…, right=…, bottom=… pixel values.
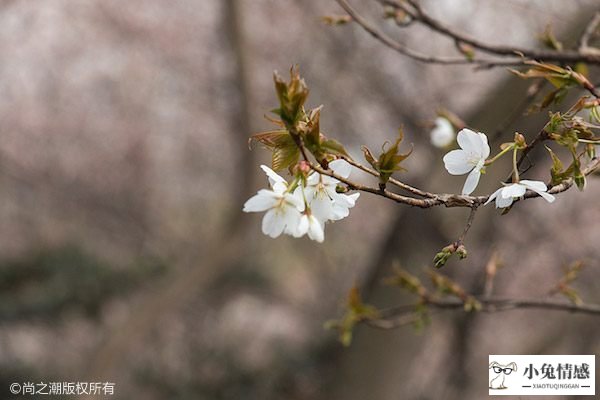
left=340, top=155, right=436, bottom=198
left=369, top=296, right=600, bottom=329
left=334, top=0, right=522, bottom=68
left=308, top=149, right=599, bottom=209
left=379, top=0, right=600, bottom=65
left=493, top=80, right=547, bottom=140
left=457, top=206, right=477, bottom=245
left=309, top=160, right=482, bottom=208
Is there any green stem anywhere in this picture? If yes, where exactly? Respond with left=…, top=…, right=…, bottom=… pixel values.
left=577, top=139, right=600, bottom=144
left=512, top=146, right=520, bottom=183
left=485, top=143, right=515, bottom=166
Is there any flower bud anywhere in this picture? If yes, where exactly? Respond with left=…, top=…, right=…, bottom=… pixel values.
left=514, top=132, right=527, bottom=149
left=456, top=244, right=468, bottom=259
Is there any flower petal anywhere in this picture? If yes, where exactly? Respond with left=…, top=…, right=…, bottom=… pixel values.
left=261, top=209, right=286, bottom=238
left=443, top=150, right=473, bottom=175
left=307, top=215, right=325, bottom=243
left=348, top=192, right=360, bottom=202
left=484, top=187, right=502, bottom=206
left=310, top=196, right=334, bottom=221
left=462, top=168, right=481, bottom=195
left=456, top=129, right=481, bottom=152
left=478, top=132, right=490, bottom=159
left=243, top=190, right=278, bottom=212
left=290, top=214, right=309, bottom=237
left=260, top=165, right=287, bottom=187
left=272, top=181, right=287, bottom=194
left=286, top=187, right=306, bottom=212
left=535, top=190, right=556, bottom=203
left=330, top=191, right=356, bottom=208
left=283, top=208, right=302, bottom=233
left=329, top=159, right=352, bottom=179
left=520, top=180, right=547, bottom=192
left=501, top=183, right=526, bottom=198
left=306, top=172, right=320, bottom=186
left=496, top=193, right=514, bottom=208
left=321, top=175, right=339, bottom=186
left=520, top=180, right=555, bottom=203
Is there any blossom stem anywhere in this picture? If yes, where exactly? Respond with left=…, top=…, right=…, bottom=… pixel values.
left=287, top=176, right=301, bottom=193
left=484, top=143, right=514, bottom=166
left=578, top=139, right=600, bottom=144
left=512, top=146, right=520, bottom=182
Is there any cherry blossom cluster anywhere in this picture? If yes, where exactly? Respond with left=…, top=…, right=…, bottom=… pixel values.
left=242, top=68, right=600, bottom=244
left=243, top=160, right=359, bottom=242
left=442, top=128, right=555, bottom=207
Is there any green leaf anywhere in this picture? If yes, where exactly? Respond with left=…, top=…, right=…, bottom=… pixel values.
left=302, top=106, right=348, bottom=163
left=541, top=87, right=568, bottom=108
left=510, top=61, right=592, bottom=96
left=272, top=143, right=300, bottom=171
left=361, top=129, right=413, bottom=185
left=320, top=138, right=349, bottom=157
left=325, top=286, right=379, bottom=346
left=361, top=146, right=378, bottom=170
left=545, top=146, right=569, bottom=185
left=273, top=67, right=309, bottom=127
left=251, top=129, right=300, bottom=171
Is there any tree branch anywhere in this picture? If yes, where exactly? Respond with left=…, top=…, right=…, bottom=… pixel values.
left=308, top=148, right=599, bottom=209
left=340, top=155, right=436, bottom=198
left=457, top=206, right=477, bottom=245
left=334, top=0, right=522, bottom=68
left=379, top=0, right=600, bottom=65
left=369, top=296, right=600, bottom=329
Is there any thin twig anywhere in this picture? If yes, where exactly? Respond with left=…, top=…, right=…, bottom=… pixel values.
left=457, top=206, right=478, bottom=245
left=340, top=155, right=436, bottom=198
left=379, top=0, right=600, bottom=65
left=334, top=0, right=522, bottom=68
left=493, top=80, right=547, bottom=141
left=370, top=296, right=600, bottom=329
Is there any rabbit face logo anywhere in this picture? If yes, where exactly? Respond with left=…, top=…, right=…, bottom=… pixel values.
left=489, top=361, right=517, bottom=390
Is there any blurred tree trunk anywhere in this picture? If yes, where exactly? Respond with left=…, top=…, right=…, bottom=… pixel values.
left=84, top=0, right=256, bottom=386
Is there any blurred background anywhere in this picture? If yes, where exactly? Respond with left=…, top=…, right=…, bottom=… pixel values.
left=0, top=0, right=599, bottom=399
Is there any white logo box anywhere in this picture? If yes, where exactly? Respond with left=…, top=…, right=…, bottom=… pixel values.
left=489, top=355, right=595, bottom=396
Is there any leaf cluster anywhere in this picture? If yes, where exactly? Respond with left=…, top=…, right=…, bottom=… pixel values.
left=325, top=286, right=379, bottom=346
left=362, top=129, right=413, bottom=187
left=544, top=108, right=598, bottom=190
left=510, top=61, right=593, bottom=109
left=251, top=68, right=348, bottom=171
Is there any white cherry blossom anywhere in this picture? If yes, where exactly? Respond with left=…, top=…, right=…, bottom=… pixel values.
left=243, top=166, right=305, bottom=238
left=443, top=128, right=490, bottom=195
left=244, top=161, right=360, bottom=242
left=430, top=117, right=455, bottom=148
left=292, top=213, right=325, bottom=243
left=303, top=159, right=360, bottom=222
left=485, top=179, right=555, bottom=209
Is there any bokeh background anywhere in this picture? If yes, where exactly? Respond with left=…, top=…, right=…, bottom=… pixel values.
left=0, top=0, right=599, bottom=399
